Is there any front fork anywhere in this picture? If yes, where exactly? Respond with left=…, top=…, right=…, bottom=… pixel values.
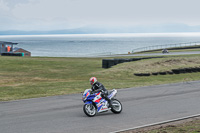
left=85, top=101, right=97, bottom=110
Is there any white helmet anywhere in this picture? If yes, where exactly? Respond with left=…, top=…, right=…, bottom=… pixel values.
left=89, top=77, right=97, bottom=85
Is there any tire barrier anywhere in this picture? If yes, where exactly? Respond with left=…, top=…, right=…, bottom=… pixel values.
left=134, top=73, right=150, bottom=76
left=159, top=72, right=167, bottom=75
left=102, top=59, right=115, bottom=68
left=152, top=72, right=158, bottom=75
left=172, top=69, right=180, bottom=74
left=134, top=73, right=143, bottom=76
left=167, top=71, right=174, bottom=74
left=1, top=53, right=24, bottom=56
left=102, top=57, right=163, bottom=68
left=134, top=67, right=200, bottom=76
left=143, top=73, right=151, bottom=76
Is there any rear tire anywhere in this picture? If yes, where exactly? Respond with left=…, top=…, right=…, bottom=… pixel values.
left=111, top=99, right=122, bottom=114
left=83, top=104, right=96, bottom=117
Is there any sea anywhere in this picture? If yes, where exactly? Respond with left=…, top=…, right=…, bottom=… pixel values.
left=0, top=33, right=200, bottom=57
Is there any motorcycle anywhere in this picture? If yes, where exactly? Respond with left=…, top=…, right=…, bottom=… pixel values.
left=82, top=89, right=122, bottom=117
left=162, top=49, right=169, bottom=54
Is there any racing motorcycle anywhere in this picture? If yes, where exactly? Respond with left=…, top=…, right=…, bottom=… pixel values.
left=82, top=89, right=122, bottom=117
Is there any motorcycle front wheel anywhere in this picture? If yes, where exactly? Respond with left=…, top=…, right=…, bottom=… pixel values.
left=83, top=104, right=96, bottom=117
left=111, top=99, right=122, bottom=114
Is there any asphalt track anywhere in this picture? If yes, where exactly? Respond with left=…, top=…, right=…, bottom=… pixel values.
left=102, top=51, right=200, bottom=57
left=0, top=81, right=200, bottom=133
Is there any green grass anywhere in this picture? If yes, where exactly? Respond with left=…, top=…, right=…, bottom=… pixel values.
left=0, top=57, right=102, bottom=100
left=1, top=54, right=200, bottom=101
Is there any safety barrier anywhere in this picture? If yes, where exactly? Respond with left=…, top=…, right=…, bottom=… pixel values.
left=1, top=53, right=24, bottom=56
left=132, top=42, right=200, bottom=53
left=102, top=57, right=163, bottom=68
left=134, top=67, right=200, bottom=76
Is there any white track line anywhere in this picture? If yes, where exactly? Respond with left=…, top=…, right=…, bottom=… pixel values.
left=111, top=114, right=200, bottom=133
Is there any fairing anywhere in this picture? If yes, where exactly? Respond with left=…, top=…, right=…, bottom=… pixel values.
left=83, top=89, right=118, bottom=113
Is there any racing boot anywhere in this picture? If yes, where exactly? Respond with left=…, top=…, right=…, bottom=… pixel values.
left=108, top=100, right=113, bottom=108
left=105, top=96, right=112, bottom=108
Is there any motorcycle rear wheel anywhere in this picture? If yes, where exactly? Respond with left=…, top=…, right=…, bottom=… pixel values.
left=83, top=104, right=96, bottom=117
left=111, top=99, right=122, bottom=114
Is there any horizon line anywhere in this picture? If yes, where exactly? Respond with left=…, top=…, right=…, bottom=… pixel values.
left=1, top=32, right=200, bottom=38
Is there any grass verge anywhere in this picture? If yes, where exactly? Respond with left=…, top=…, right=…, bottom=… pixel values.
left=1, top=54, right=200, bottom=101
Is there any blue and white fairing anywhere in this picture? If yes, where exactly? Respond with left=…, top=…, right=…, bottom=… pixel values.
left=82, top=89, right=118, bottom=113
left=82, top=89, right=94, bottom=104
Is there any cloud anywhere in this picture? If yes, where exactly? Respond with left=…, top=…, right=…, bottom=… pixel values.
left=0, top=0, right=9, bottom=11
left=1, top=0, right=200, bottom=31
left=1, top=0, right=37, bottom=8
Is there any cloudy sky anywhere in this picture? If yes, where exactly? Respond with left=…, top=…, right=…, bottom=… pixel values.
left=0, top=0, right=200, bottom=31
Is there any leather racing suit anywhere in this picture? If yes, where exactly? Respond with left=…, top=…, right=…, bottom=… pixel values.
left=91, top=81, right=112, bottom=107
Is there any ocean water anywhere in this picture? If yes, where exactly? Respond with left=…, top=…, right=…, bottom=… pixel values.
left=0, top=33, right=200, bottom=57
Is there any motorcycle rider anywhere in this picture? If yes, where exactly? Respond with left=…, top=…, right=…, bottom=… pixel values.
left=89, top=77, right=112, bottom=108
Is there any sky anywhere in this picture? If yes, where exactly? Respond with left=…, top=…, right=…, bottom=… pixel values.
left=0, top=0, right=200, bottom=31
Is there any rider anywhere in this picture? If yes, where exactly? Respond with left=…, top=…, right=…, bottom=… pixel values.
left=89, top=77, right=112, bottom=108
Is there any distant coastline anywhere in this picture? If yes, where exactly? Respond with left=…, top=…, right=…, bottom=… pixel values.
left=1, top=23, right=200, bottom=36
left=1, top=32, right=200, bottom=38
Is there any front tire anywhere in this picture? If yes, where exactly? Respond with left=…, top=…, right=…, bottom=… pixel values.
left=111, top=99, right=122, bottom=114
left=83, top=104, right=96, bottom=117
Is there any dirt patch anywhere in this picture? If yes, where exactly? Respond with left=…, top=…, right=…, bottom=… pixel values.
left=119, top=117, right=200, bottom=133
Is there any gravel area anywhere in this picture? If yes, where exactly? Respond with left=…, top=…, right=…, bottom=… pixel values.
left=119, top=117, right=200, bottom=133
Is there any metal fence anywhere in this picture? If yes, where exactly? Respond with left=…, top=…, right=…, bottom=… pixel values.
left=132, top=42, right=200, bottom=53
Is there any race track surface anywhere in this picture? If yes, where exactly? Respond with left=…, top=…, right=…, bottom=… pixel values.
left=1, top=81, right=200, bottom=133
left=103, top=51, right=200, bottom=57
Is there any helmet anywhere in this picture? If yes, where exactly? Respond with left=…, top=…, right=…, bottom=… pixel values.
left=89, top=77, right=97, bottom=85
